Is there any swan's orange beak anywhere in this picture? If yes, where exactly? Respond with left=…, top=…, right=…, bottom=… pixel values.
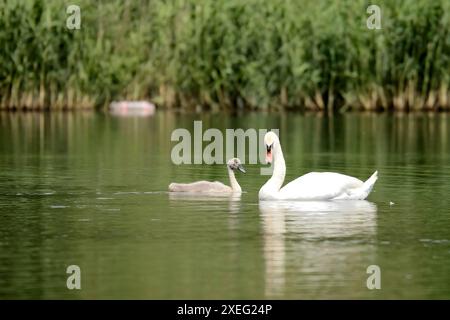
left=265, top=145, right=273, bottom=164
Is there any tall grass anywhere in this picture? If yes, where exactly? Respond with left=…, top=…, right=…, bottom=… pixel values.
left=0, top=0, right=449, bottom=111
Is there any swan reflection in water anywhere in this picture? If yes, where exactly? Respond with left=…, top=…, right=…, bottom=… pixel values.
left=259, top=200, right=378, bottom=298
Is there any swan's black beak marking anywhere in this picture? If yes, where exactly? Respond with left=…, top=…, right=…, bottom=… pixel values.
left=266, top=144, right=272, bottom=153
left=238, top=164, right=246, bottom=173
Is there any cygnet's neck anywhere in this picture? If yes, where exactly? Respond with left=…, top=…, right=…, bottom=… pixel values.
left=228, top=167, right=242, bottom=193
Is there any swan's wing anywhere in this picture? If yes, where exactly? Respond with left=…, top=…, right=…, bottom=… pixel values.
left=279, top=172, right=363, bottom=200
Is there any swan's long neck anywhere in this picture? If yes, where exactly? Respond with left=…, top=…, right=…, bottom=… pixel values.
left=264, top=144, right=286, bottom=193
left=228, top=168, right=242, bottom=193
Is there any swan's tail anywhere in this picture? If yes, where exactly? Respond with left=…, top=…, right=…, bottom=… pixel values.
left=360, top=170, right=378, bottom=199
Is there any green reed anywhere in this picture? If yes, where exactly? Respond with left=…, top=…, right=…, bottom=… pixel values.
left=0, top=0, right=449, bottom=111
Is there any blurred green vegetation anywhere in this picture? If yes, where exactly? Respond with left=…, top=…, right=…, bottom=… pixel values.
left=0, top=0, right=449, bottom=111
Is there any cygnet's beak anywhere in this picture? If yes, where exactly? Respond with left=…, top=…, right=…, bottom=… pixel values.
left=237, top=164, right=246, bottom=173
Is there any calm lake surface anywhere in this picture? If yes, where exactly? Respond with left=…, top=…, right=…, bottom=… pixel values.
left=0, top=111, right=449, bottom=299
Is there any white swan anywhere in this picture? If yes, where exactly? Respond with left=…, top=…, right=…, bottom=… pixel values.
left=169, top=158, right=245, bottom=193
left=259, top=132, right=378, bottom=200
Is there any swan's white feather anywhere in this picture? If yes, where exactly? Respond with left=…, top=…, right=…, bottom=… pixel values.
left=279, top=172, right=364, bottom=200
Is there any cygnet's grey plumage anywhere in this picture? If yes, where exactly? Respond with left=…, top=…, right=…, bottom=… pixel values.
left=168, top=158, right=245, bottom=193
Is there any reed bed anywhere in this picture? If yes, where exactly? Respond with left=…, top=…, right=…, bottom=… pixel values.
left=0, top=0, right=449, bottom=111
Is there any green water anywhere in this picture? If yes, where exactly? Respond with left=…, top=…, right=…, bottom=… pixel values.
left=0, top=111, right=449, bottom=299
